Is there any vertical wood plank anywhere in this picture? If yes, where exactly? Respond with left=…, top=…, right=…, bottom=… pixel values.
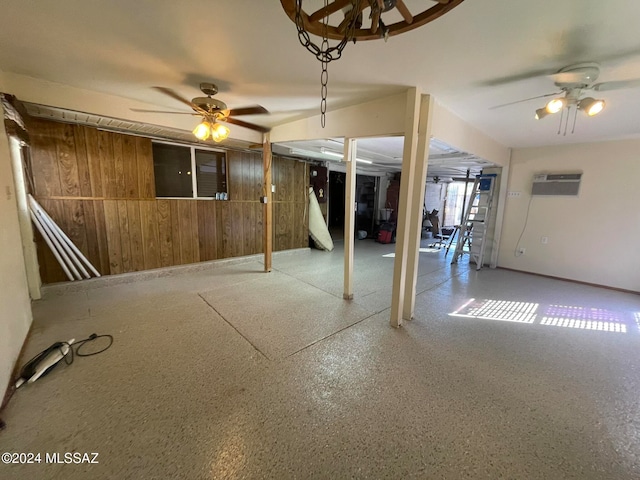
left=29, top=121, right=62, bottom=197
left=65, top=199, right=89, bottom=257
left=189, top=200, right=200, bottom=263
left=122, top=134, right=140, bottom=198
left=84, top=126, right=104, bottom=198
left=98, top=130, right=117, bottom=198
left=170, top=200, right=183, bottom=264
left=228, top=151, right=243, bottom=201
left=113, top=134, right=126, bottom=198
left=90, top=200, right=110, bottom=275
left=157, top=200, right=174, bottom=267
left=117, top=200, right=132, bottom=272
left=127, top=201, right=145, bottom=271
left=57, top=123, right=81, bottom=197
left=136, top=137, right=155, bottom=199
left=73, top=125, right=93, bottom=197
left=103, top=200, right=123, bottom=274
left=219, top=201, right=232, bottom=258
left=139, top=200, right=160, bottom=270
left=254, top=201, right=264, bottom=254
left=231, top=201, right=244, bottom=257
left=243, top=202, right=256, bottom=255
left=197, top=200, right=217, bottom=261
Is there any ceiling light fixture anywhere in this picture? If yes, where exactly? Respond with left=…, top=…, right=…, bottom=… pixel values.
left=192, top=119, right=230, bottom=142
left=578, top=97, right=605, bottom=116
left=321, top=148, right=343, bottom=158
left=535, top=95, right=606, bottom=135
left=534, top=108, right=549, bottom=120
left=545, top=98, right=565, bottom=114
left=280, top=0, right=466, bottom=128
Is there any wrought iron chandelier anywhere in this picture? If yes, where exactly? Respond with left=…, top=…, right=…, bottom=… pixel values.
left=280, top=0, right=466, bottom=127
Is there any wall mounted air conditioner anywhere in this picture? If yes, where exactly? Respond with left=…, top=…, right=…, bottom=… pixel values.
left=531, top=173, right=582, bottom=196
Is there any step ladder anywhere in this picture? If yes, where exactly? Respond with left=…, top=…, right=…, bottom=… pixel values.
left=450, top=174, right=497, bottom=270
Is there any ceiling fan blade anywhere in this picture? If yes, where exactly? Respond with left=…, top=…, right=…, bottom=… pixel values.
left=130, top=108, right=197, bottom=115
left=395, top=0, right=413, bottom=24
left=480, top=68, right=557, bottom=87
left=223, top=117, right=271, bottom=133
left=227, top=105, right=269, bottom=116
left=489, top=92, right=561, bottom=110
left=153, top=86, right=205, bottom=114
left=593, top=79, right=640, bottom=92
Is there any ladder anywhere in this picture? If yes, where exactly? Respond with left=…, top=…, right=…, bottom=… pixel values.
left=450, top=174, right=497, bottom=270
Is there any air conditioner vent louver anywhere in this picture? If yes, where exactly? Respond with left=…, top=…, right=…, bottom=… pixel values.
left=532, top=173, right=582, bottom=196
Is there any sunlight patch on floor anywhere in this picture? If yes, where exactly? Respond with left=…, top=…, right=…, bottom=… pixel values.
left=449, top=298, right=539, bottom=324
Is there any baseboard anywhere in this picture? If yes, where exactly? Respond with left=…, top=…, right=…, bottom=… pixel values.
left=497, top=267, right=640, bottom=295
left=1, top=322, right=34, bottom=422
left=40, top=248, right=311, bottom=297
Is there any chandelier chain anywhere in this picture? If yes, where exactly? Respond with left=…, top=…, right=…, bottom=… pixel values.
left=295, top=0, right=361, bottom=127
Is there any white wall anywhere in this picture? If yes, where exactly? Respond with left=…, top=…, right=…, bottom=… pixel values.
left=498, top=139, right=640, bottom=292
left=0, top=102, right=33, bottom=397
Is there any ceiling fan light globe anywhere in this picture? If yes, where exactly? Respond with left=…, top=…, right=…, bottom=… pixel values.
left=579, top=97, right=605, bottom=116
left=535, top=107, right=549, bottom=120
left=546, top=98, right=565, bottom=114
left=193, top=121, right=212, bottom=140
left=214, top=123, right=230, bottom=140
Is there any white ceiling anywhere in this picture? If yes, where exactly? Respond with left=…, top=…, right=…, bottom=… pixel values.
left=1, top=0, right=640, bottom=151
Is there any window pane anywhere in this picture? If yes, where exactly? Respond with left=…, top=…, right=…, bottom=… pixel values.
left=152, top=143, right=192, bottom=197
left=195, top=149, right=226, bottom=197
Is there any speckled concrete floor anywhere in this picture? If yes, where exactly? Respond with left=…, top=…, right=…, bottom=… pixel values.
left=1, top=240, right=639, bottom=479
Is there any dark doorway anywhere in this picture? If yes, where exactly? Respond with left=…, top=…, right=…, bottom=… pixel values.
left=356, top=175, right=377, bottom=237
left=328, top=171, right=345, bottom=229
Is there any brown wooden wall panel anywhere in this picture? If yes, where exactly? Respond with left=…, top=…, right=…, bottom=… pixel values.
left=135, top=137, right=155, bottom=199
left=139, top=201, right=160, bottom=270
left=84, top=126, right=104, bottom=197
left=122, top=135, right=139, bottom=198
left=103, top=200, right=123, bottom=274
left=73, top=125, right=93, bottom=197
left=156, top=200, right=173, bottom=268
left=29, top=119, right=309, bottom=283
left=29, top=120, right=63, bottom=197
left=57, top=124, right=81, bottom=197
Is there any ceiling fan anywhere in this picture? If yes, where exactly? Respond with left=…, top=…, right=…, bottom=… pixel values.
left=491, top=63, right=640, bottom=133
left=132, top=83, right=270, bottom=142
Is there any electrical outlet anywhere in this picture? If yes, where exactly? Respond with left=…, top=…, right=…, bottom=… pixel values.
left=271, top=184, right=276, bottom=192
left=541, top=236, right=548, bottom=244
left=508, top=191, right=521, bottom=197
left=517, top=247, right=526, bottom=255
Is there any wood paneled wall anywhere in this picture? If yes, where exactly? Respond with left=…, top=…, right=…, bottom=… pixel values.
left=28, top=119, right=309, bottom=283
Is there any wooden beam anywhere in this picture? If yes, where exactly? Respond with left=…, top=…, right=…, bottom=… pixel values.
left=343, top=138, right=357, bottom=300
left=263, top=132, right=273, bottom=272
left=403, top=94, right=433, bottom=320
left=390, top=88, right=421, bottom=328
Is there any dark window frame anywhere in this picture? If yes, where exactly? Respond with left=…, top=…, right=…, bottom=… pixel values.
left=152, top=141, right=228, bottom=199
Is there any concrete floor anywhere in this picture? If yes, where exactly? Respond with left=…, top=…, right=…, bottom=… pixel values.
left=1, top=239, right=639, bottom=479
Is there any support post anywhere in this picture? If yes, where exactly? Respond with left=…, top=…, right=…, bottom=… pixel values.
left=263, top=132, right=273, bottom=272
left=390, top=88, right=421, bottom=327
left=403, top=95, right=433, bottom=320
left=343, top=138, right=357, bottom=300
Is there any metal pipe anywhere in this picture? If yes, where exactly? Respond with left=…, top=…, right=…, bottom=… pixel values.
left=29, top=209, right=75, bottom=281
left=29, top=195, right=100, bottom=277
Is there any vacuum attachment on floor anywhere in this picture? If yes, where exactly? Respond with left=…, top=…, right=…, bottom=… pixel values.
left=14, top=333, right=113, bottom=389
left=15, top=339, right=74, bottom=388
